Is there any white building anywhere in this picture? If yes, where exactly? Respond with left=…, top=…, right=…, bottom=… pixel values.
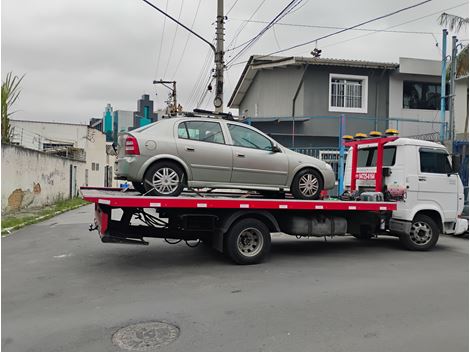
left=9, top=120, right=116, bottom=188
left=388, top=57, right=450, bottom=138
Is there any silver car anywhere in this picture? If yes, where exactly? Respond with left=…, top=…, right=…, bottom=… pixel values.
left=115, top=117, right=335, bottom=199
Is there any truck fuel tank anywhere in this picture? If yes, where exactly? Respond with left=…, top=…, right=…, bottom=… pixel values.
left=280, top=216, right=347, bottom=237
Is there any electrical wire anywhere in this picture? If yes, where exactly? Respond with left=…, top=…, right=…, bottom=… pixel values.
left=229, top=18, right=441, bottom=35
left=250, top=0, right=432, bottom=59
left=225, top=0, right=268, bottom=53
left=226, top=0, right=304, bottom=67
left=154, top=0, right=169, bottom=79
left=321, top=1, right=468, bottom=51
left=226, top=0, right=434, bottom=69
left=172, top=0, right=203, bottom=79
left=226, top=0, right=240, bottom=16
left=163, top=0, right=185, bottom=78
left=227, top=0, right=302, bottom=54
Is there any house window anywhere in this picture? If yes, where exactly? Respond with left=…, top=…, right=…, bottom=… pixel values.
left=403, top=81, right=448, bottom=110
left=329, top=74, right=368, bottom=113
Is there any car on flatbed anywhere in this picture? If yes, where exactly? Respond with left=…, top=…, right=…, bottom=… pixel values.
left=115, top=117, right=335, bottom=200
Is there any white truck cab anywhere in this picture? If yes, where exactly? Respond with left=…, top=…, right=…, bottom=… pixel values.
left=344, top=137, right=468, bottom=242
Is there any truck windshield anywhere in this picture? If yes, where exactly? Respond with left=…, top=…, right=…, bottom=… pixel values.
left=357, top=146, right=396, bottom=167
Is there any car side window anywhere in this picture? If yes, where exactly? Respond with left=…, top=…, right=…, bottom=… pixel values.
left=178, top=121, right=225, bottom=144
left=228, top=124, right=272, bottom=151
left=419, top=148, right=452, bottom=174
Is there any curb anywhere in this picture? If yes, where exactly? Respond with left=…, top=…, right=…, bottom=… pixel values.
left=1, top=203, right=89, bottom=237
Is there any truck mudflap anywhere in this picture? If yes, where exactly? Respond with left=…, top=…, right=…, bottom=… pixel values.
left=389, top=218, right=411, bottom=236
left=93, top=203, right=109, bottom=238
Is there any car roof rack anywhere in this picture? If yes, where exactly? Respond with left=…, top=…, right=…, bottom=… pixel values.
left=185, top=109, right=248, bottom=122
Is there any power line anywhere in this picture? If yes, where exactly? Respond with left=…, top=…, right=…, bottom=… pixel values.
left=172, top=0, right=203, bottom=79
left=229, top=18, right=440, bottom=35
left=226, top=0, right=304, bottom=66
left=226, top=0, right=435, bottom=69
left=256, top=0, right=432, bottom=58
left=154, top=0, right=169, bottom=79
left=163, top=0, right=185, bottom=78
left=322, top=1, right=468, bottom=51
left=225, top=0, right=268, bottom=52
left=226, top=0, right=240, bottom=16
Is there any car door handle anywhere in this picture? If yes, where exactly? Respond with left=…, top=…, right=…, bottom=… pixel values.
left=418, top=176, right=427, bottom=181
left=236, top=153, right=245, bottom=158
left=185, top=147, right=195, bottom=151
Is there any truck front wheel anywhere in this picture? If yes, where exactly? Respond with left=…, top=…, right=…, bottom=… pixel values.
left=399, top=214, right=439, bottom=251
left=224, top=218, right=271, bottom=265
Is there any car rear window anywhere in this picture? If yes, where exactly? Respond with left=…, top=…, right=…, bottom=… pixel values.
left=178, top=121, right=225, bottom=144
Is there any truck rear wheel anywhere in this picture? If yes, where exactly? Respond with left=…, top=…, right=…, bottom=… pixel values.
left=399, top=214, right=439, bottom=251
left=224, top=218, right=271, bottom=265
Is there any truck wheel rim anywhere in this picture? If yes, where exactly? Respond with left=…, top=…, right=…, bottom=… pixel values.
left=410, top=221, right=432, bottom=245
left=237, top=228, right=264, bottom=257
left=299, top=174, right=319, bottom=197
left=152, top=168, right=179, bottom=194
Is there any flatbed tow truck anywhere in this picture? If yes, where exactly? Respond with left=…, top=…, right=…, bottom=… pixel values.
left=81, top=133, right=468, bottom=264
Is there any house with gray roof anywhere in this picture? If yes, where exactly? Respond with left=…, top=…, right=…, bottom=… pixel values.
left=228, top=55, right=451, bottom=150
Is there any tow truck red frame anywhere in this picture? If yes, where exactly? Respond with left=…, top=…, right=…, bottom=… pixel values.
left=81, top=135, right=402, bottom=264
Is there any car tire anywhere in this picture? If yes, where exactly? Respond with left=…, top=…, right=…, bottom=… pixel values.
left=291, top=168, right=324, bottom=200
left=143, top=161, right=185, bottom=196
left=132, top=182, right=146, bottom=194
left=224, top=218, right=271, bottom=265
left=399, top=214, right=439, bottom=251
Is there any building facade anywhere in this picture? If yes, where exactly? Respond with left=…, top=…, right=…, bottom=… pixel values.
left=9, top=120, right=115, bottom=188
left=229, top=55, right=462, bottom=149
left=229, top=56, right=397, bottom=148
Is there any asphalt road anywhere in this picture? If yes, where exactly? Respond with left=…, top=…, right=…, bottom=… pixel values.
left=2, top=204, right=468, bottom=352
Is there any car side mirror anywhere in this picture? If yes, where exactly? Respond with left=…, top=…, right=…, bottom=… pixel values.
left=451, top=154, right=461, bottom=174
left=272, top=144, right=282, bottom=153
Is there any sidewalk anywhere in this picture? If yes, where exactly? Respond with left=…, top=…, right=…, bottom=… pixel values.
left=1, top=197, right=89, bottom=235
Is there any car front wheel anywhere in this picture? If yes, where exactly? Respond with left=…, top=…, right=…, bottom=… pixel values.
left=291, top=168, right=324, bottom=200
left=143, top=161, right=185, bottom=196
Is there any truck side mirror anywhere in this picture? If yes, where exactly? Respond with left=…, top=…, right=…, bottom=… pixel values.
left=451, top=154, right=461, bottom=174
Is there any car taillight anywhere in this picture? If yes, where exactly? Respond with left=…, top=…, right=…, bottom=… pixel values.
left=125, top=136, right=140, bottom=155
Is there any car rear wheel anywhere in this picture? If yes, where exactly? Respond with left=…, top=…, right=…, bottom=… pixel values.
left=143, top=161, right=185, bottom=196
left=291, top=168, right=323, bottom=200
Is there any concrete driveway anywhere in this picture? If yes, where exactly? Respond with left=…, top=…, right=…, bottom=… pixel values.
left=2, top=204, right=468, bottom=352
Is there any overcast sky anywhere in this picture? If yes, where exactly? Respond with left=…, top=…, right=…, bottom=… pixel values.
left=2, top=0, right=468, bottom=124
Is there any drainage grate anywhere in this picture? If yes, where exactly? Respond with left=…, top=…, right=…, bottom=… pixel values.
left=112, top=321, right=179, bottom=351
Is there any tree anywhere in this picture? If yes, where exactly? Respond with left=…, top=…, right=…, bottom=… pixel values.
left=1, top=72, right=25, bottom=143
left=439, top=13, right=469, bottom=78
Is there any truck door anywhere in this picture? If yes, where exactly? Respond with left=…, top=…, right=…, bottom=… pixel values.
left=417, top=147, right=458, bottom=221
left=176, top=121, right=232, bottom=182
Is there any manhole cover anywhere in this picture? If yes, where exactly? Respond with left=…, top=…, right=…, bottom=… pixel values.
left=112, top=321, right=179, bottom=351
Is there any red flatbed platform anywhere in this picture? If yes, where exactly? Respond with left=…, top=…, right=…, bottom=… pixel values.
left=80, top=187, right=397, bottom=212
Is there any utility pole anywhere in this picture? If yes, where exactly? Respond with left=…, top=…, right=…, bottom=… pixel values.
left=439, top=29, right=448, bottom=143
left=153, top=80, right=178, bottom=114
left=449, top=35, right=458, bottom=145
left=214, top=0, right=225, bottom=113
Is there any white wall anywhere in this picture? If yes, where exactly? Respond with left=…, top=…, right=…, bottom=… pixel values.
left=9, top=120, right=114, bottom=187
left=388, top=72, right=449, bottom=137
left=1, top=144, right=86, bottom=214
left=454, top=78, right=468, bottom=136
left=10, top=120, right=90, bottom=149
